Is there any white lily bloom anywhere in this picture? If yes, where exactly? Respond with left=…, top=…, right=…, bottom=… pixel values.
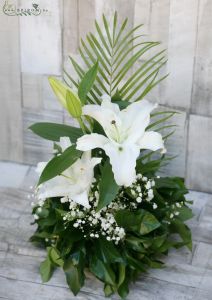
left=59, top=136, right=72, bottom=152
left=76, top=96, right=165, bottom=187
left=36, top=138, right=101, bottom=208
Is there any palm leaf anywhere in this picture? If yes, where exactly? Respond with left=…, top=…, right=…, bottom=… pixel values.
left=119, top=49, right=166, bottom=95
left=64, top=13, right=174, bottom=141
left=122, top=58, right=166, bottom=100
left=66, top=14, right=167, bottom=103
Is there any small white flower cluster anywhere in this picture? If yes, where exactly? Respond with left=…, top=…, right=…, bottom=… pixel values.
left=61, top=189, right=126, bottom=244
left=30, top=174, right=159, bottom=244
left=109, top=173, right=157, bottom=211
left=168, top=201, right=183, bottom=220
left=31, top=196, right=46, bottom=220
left=28, top=186, right=45, bottom=221
left=133, top=173, right=155, bottom=202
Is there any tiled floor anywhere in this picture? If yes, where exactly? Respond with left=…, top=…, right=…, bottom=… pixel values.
left=0, top=161, right=212, bottom=300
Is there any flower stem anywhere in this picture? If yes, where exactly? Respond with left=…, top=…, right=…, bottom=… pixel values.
left=77, top=117, right=87, bottom=134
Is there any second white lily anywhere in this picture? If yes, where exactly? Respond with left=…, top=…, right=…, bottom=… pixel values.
left=36, top=138, right=101, bottom=208
left=76, top=95, right=165, bottom=187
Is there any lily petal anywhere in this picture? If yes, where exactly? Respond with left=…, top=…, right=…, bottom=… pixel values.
left=83, top=104, right=119, bottom=129
left=36, top=151, right=100, bottom=208
left=59, top=137, right=72, bottom=152
left=101, top=94, right=120, bottom=114
left=121, top=100, right=157, bottom=143
left=80, top=151, right=101, bottom=167
left=38, top=178, right=74, bottom=199
left=104, top=142, right=140, bottom=187
left=139, top=131, right=165, bottom=153
left=82, top=98, right=122, bottom=140
left=70, top=191, right=90, bottom=208
left=76, top=133, right=109, bottom=151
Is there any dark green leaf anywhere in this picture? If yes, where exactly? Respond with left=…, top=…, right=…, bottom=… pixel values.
left=118, top=264, right=126, bottom=287
left=117, top=264, right=129, bottom=298
left=151, top=234, right=167, bottom=250
left=97, top=160, right=119, bottom=211
left=104, top=284, right=114, bottom=297
left=125, top=253, right=147, bottom=272
left=95, top=238, right=124, bottom=263
left=90, top=256, right=116, bottom=286
left=170, top=219, right=192, bottom=251
left=115, top=209, right=161, bottom=235
left=155, top=177, right=186, bottom=191
left=177, top=206, right=193, bottom=222
left=70, top=249, right=86, bottom=266
left=38, top=211, right=56, bottom=227
left=29, top=122, right=83, bottom=143
left=125, top=236, right=146, bottom=252
left=136, top=158, right=163, bottom=175
left=40, top=256, right=54, bottom=283
left=63, top=258, right=85, bottom=296
left=118, top=280, right=129, bottom=299
left=38, top=145, right=81, bottom=185
left=49, top=247, right=64, bottom=267
left=36, top=207, right=49, bottom=218
left=158, top=240, right=176, bottom=253
left=78, top=62, right=98, bottom=104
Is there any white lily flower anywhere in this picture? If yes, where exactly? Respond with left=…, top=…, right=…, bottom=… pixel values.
left=76, top=96, right=165, bottom=187
left=36, top=138, right=101, bottom=208
left=59, top=136, right=72, bottom=152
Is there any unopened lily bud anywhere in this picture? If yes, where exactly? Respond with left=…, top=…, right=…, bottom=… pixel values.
left=66, top=90, right=82, bottom=118
left=48, top=77, right=69, bottom=109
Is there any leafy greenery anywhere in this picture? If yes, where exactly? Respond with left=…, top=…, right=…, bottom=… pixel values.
left=78, top=62, right=99, bottom=104
left=65, top=13, right=167, bottom=103
left=31, top=173, right=193, bottom=299
left=115, top=209, right=161, bottom=235
left=63, top=255, right=85, bottom=295
left=97, top=160, right=119, bottom=211
left=29, top=122, right=83, bottom=143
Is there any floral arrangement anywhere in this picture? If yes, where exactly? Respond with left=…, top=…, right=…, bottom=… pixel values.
left=30, top=13, right=193, bottom=299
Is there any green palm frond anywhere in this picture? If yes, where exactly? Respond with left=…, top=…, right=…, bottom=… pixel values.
left=64, top=12, right=167, bottom=104
left=64, top=13, right=175, bottom=144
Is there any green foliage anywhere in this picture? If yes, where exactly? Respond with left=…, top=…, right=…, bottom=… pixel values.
left=95, top=238, right=124, bottom=263
left=38, top=145, right=81, bottom=185
left=115, top=209, right=161, bottom=235
left=49, top=247, right=64, bottom=267
left=90, top=256, right=116, bottom=285
left=31, top=172, right=193, bottom=299
left=97, top=160, right=119, bottom=211
left=65, top=13, right=167, bottom=103
left=63, top=253, right=85, bottom=295
left=136, top=158, right=163, bottom=176
left=29, top=122, right=83, bottom=143
left=170, top=219, right=192, bottom=250
left=78, top=62, right=99, bottom=104
left=40, top=255, right=54, bottom=283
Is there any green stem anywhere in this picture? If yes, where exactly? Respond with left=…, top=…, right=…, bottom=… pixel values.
left=77, top=117, right=87, bottom=134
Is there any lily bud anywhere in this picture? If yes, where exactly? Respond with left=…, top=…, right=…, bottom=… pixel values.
left=48, top=77, right=68, bottom=109
left=66, top=90, right=82, bottom=118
